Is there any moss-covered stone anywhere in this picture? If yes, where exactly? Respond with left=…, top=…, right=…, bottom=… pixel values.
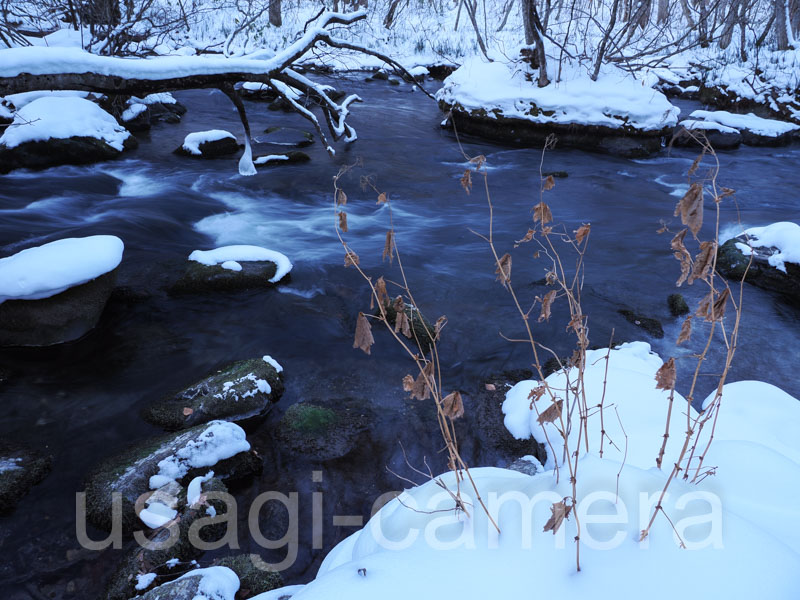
left=144, top=358, right=285, bottom=430
left=717, top=237, right=800, bottom=301
left=0, top=444, right=52, bottom=513
left=667, top=293, right=689, bottom=316
left=170, top=260, right=288, bottom=294
left=618, top=309, right=664, bottom=338
left=276, top=399, right=372, bottom=461
left=212, top=554, right=284, bottom=598
left=378, top=300, right=436, bottom=353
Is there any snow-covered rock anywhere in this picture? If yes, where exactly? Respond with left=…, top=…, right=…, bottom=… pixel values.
left=171, top=245, right=292, bottom=293
left=674, top=118, right=742, bottom=149
left=0, top=443, right=52, bottom=513
left=176, top=129, right=240, bottom=158
left=143, top=356, right=285, bottom=430
left=0, top=236, right=124, bottom=346
left=688, top=109, right=799, bottom=145
left=0, top=96, right=136, bottom=172
left=717, top=222, right=800, bottom=301
left=137, top=567, right=239, bottom=600
left=437, top=57, right=679, bottom=157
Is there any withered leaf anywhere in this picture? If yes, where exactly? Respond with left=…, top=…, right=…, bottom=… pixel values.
left=671, top=229, right=692, bottom=287
left=377, top=192, right=388, bottom=204
left=675, top=182, right=704, bottom=237
left=393, top=296, right=412, bottom=338
left=460, top=169, right=472, bottom=194
left=717, top=187, right=735, bottom=201
left=402, top=374, right=415, bottom=392
left=688, top=241, right=716, bottom=284
left=434, top=315, right=447, bottom=339
left=374, top=276, right=389, bottom=308
left=469, top=154, right=486, bottom=169
left=536, top=399, right=563, bottom=426
left=495, top=253, right=512, bottom=288
left=344, top=248, right=360, bottom=268
left=383, top=230, right=395, bottom=264
left=542, top=175, right=555, bottom=191
left=574, top=224, right=591, bottom=244
left=405, top=363, right=433, bottom=401
left=442, top=391, right=464, bottom=419
left=353, top=312, right=374, bottom=355
left=712, top=288, right=731, bottom=320
left=676, top=315, right=692, bottom=345
left=533, top=202, right=553, bottom=225
left=515, top=229, right=534, bottom=247
left=696, top=288, right=730, bottom=322
left=688, top=149, right=705, bottom=176
left=538, top=290, right=557, bottom=322
left=336, top=188, right=347, bottom=206
left=543, top=500, right=572, bottom=535
left=655, top=357, right=676, bottom=391
left=182, top=407, right=194, bottom=416
left=338, top=211, right=348, bottom=233
left=527, top=385, right=546, bottom=408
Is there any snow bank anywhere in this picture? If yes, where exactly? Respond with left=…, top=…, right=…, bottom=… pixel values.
left=148, top=421, right=250, bottom=489
left=121, top=103, right=147, bottom=122
left=181, top=130, right=237, bottom=155
left=678, top=119, right=739, bottom=134
left=735, top=221, right=800, bottom=273
left=3, top=90, right=96, bottom=110
left=689, top=109, right=799, bottom=137
left=189, top=245, right=293, bottom=282
left=437, top=57, right=679, bottom=132
left=0, top=235, right=124, bottom=303
left=0, top=96, right=131, bottom=150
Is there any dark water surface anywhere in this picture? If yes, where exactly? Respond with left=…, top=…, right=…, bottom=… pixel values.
left=0, top=77, right=798, bottom=598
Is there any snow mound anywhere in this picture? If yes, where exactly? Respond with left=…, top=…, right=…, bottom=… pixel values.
left=437, top=57, right=679, bottom=132
left=735, top=221, right=800, bottom=273
left=0, top=96, right=131, bottom=150
left=189, top=245, right=293, bottom=282
left=678, top=119, right=739, bottom=134
left=181, top=129, right=237, bottom=155
left=172, top=566, right=240, bottom=600
left=0, top=235, right=124, bottom=303
left=689, top=109, right=799, bottom=137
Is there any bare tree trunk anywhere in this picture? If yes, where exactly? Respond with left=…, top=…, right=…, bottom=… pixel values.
left=269, top=0, right=281, bottom=27
left=462, top=0, right=491, bottom=60
left=592, top=0, right=619, bottom=81
left=776, top=0, right=790, bottom=49
left=656, top=0, right=669, bottom=23
left=718, top=0, right=740, bottom=49
left=521, top=0, right=549, bottom=86
left=698, top=0, right=710, bottom=47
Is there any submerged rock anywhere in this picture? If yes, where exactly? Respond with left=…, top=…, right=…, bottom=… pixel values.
left=717, top=236, right=800, bottom=301
left=0, top=444, right=52, bottom=513
left=144, top=356, right=285, bottom=430
left=667, top=293, right=689, bottom=316
left=378, top=300, right=436, bottom=352
left=84, top=421, right=260, bottom=533
left=618, top=309, right=664, bottom=338
left=275, top=399, right=372, bottom=461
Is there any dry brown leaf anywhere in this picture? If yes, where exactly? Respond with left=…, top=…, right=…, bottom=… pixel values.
left=688, top=149, right=705, bottom=176
left=434, top=315, right=447, bottom=339
left=696, top=289, right=730, bottom=322
left=344, top=248, right=359, bottom=268
left=717, top=187, right=735, bottom=201
left=676, top=315, right=692, bottom=345
left=383, top=230, right=395, bottom=264
left=460, top=169, right=472, bottom=194
left=536, top=399, right=563, bottom=426
left=182, top=407, right=194, bottom=416
left=469, top=154, right=486, bottom=169
left=527, top=385, right=546, bottom=408
left=353, top=312, right=374, bottom=355
left=377, top=192, right=388, bottom=204
left=674, top=182, right=704, bottom=237
left=712, top=288, right=731, bottom=320
left=543, top=500, right=572, bottom=535
left=515, top=229, right=534, bottom=247
left=406, top=363, right=433, bottom=401
left=338, top=211, right=348, bottom=233
left=574, top=224, right=591, bottom=244
left=655, top=358, right=676, bottom=391
left=533, top=202, right=553, bottom=224
left=336, top=188, right=347, bottom=206
left=495, top=253, right=512, bottom=288
left=402, top=374, right=415, bottom=392
left=671, top=229, right=692, bottom=287
left=538, top=290, right=557, bottom=322
left=542, top=175, right=555, bottom=191
left=688, top=241, right=716, bottom=284
left=375, top=276, right=389, bottom=308
left=393, top=296, right=412, bottom=338
left=442, top=391, right=464, bottom=419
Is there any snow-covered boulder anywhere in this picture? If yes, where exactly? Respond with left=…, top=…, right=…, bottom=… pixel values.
left=137, top=567, right=239, bottom=600
left=175, top=129, right=240, bottom=158
left=144, top=355, right=285, bottom=430
left=0, top=443, right=52, bottom=513
left=84, top=420, right=260, bottom=533
left=0, top=235, right=124, bottom=346
left=717, top=222, right=800, bottom=301
left=437, top=57, right=679, bottom=157
left=673, top=118, right=742, bottom=149
left=0, top=96, right=136, bottom=172
left=171, top=245, right=292, bottom=293
left=688, top=109, right=799, bottom=145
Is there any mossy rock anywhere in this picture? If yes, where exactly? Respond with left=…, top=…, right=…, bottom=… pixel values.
left=667, top=293, right=689, bottom=317
left=212, top=554, right=284, bottom=598
left=717, top=237, right=800, bottom=301
left=0, top=444, right=52, bottom=513
left=618, top=309, right=664, bottom=338
left=105, top=478, right=230, bottom=600
left=84, top=422, right=260, bottom=533
left=144, top=358, right=285, bottom=430
left=170, top=260, right=288, bottom=294
left=276, top=399, right=372, bottom=461
left=378, top=300, right=436, bottom=353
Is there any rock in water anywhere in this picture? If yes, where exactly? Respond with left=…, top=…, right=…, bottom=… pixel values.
left=0, top=443, right=52, bottom=513
left=667, top=293, right=689, bottom=316
left=171, top=245, right=292, bottom=293
left=175, top=130, right=240, bottom=158
left=144, top=356, right=285, bottom=430
left=618, top=309, right=664, bottom=338
left=137, top=567, right=240, bottom=600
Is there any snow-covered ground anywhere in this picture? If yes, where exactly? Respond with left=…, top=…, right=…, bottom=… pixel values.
left=689, top=109, right=799, bottom=138
left=0, top=235, right=123, bottom=302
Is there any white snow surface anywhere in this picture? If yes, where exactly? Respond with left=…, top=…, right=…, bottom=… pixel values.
left=148, top=421, right=250, bottom=489
left=437, top=57, right=679, bottom=132
left=138, top=501, right=178, bottom=529
left=220, top=260, right=242, bottom=271
left=187, top=471, right=214, bottom=506
left=283, top=342, right=800, bottom=599
left=134, top=573, right=157, bottom=590
left=0, top=235, right=124, bottom=302
left=172, top=567, right=239, bottom=600
left=736, top=221, right=800, bottom=273
left=182, top=129, right=236, bottom=155
left=262, top=355, right=283, bottom=373
left=251, top=586, right=306, bottom=600
left=188, top=245, right=292, bottom=283
left=678, top=119, right=739, bottom=134
left=253, top=154, right=290, bottom=165
left=0, top=96, right=131, bottom=150
left=689, top=109, right=800, bottom=137
left=121, top=102, right=147, bottom=122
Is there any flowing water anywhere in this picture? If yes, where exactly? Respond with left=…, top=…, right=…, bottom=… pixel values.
left=0, top=77, right=798, bottom=598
